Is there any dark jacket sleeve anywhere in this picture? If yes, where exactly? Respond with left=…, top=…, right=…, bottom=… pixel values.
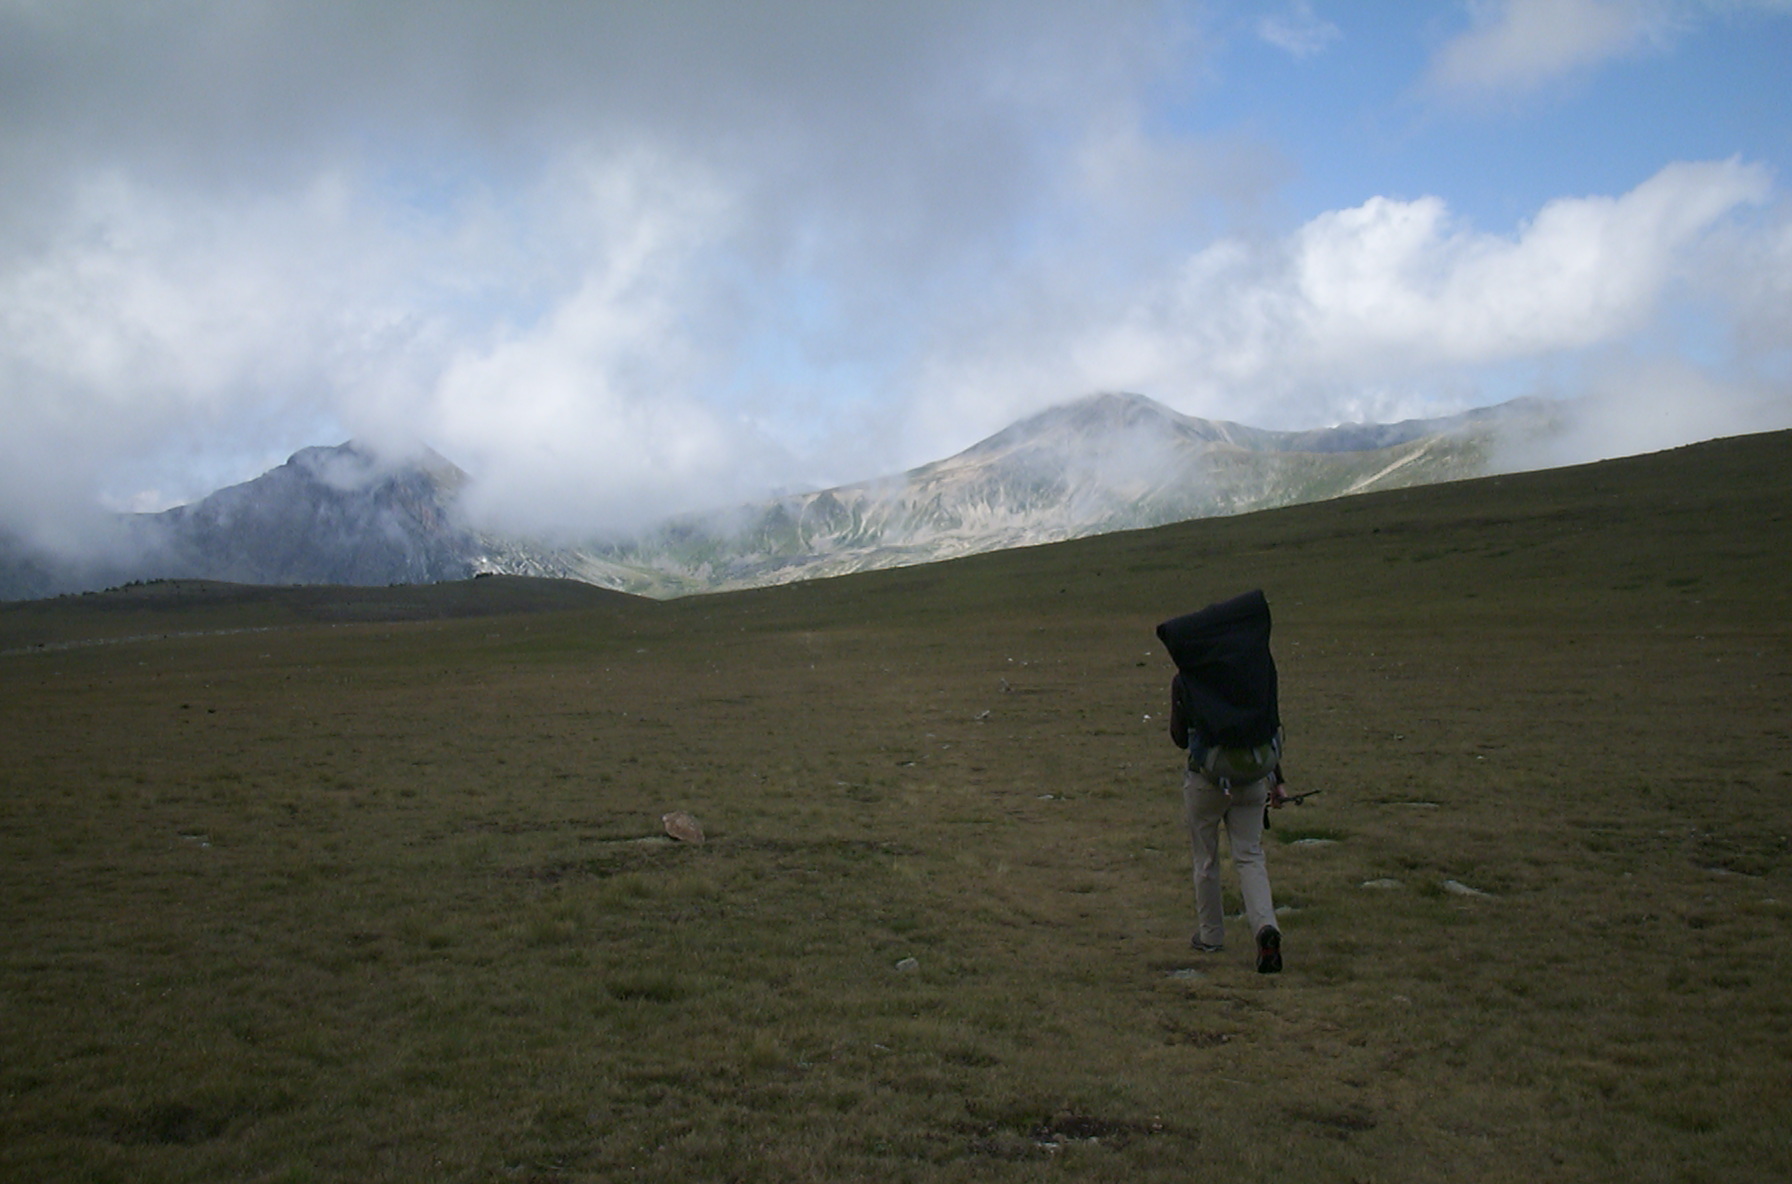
left=1169, top=674, right=1188, bottom=749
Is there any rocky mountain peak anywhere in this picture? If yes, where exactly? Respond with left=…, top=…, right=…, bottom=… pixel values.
left=2, top=394, right=1558, bottom=602
left=963, top=392, right=1178, bottom=457
left=279, top=441, right=468, bottom=496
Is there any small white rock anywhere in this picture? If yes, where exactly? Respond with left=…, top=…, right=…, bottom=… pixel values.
left=1442, top=879, right=1488, bottom=897
left=1290, top=838, right=1337, bottom=847
left=1360, top=878, right=1403, bottom=889
left=661, top=811, right=705, bottom=844
left=895, top=957, right=919, bottom=972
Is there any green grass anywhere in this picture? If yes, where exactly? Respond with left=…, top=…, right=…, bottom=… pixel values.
left=2, top=430, right=1790, bottom=1181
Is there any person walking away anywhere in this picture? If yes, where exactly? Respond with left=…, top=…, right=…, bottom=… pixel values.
left=1157, top=589, right=1287, bottom=974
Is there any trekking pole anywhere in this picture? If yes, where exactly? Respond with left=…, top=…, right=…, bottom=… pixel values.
left=1264, top=788, right=1322, bottom=829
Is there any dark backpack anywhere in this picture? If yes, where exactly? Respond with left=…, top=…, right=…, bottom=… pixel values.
left=1159, top=589, right=1283, bottom=788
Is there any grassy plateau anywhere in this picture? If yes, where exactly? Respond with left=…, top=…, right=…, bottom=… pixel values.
left=2, top=430, right=1789, bottom=1183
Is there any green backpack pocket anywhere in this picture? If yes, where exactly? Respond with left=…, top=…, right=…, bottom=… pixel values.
left=1191, top=727, right=1283, bottom=789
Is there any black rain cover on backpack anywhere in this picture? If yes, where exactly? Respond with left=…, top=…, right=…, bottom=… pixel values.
left=1156, top=589, right=1280, bottom=749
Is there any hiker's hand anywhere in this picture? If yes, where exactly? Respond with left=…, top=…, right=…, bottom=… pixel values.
left=1268, top=783, right=1289, bottom=808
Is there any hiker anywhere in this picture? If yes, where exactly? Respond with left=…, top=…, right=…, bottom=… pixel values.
left=1157, top=589, right=1286, bottom=974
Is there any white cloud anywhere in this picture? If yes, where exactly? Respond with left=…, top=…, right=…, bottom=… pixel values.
left=1427, top=0, right=1675, bottom=97
left=1285, top=159, right=1771, bottom=365
left=1695, top=200, right=1792, bottom=355
left=1492, top=354, right=1792, bottom=472
left=0, top=1, right=1787, bottom=561
left=0, top=174, right=391, bottom=541
left=0, top=143, right=813, bottom=546
left=416, top=151, right=787, bottom=539
left=904, top=159, right=1782, bottom=451
left=1426, top=0, right=1792, bottom=99
left=0, top=1, right=1197, bottom=546
left=1257, top=2, right=1343, bottom=59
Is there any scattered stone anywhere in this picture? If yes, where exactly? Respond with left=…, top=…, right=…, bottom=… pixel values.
left=1038, top=793, right=1056, bottom=800
left=974, top=709, right=991, bottom=721
left=895, top=957, right=919, bottom=973
left=661, top=811, right=704, bottom=844
left=1291, top=838, right=1337, bottom=847
left=1442, top=879, right=1488, bottom=897
left=1165, top=968, right=1203, bottom=981
left=1360, top=878, right=1403, bottom=889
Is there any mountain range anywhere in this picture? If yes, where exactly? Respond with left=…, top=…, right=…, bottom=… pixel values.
left=0, top=391, right=1560, bottom=602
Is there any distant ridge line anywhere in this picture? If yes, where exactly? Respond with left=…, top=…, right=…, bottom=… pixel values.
left=0, top=391, right=1568, bottom=602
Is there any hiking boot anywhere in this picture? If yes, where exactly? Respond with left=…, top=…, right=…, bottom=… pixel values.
left=1255, top=925, right=1282, bottom=974
left=1190, top=936, right=1224, bottom=953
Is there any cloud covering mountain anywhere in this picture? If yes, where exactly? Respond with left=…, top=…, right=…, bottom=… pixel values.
left=1, top=2, right=1788, bottom=556
left=0, top=392, right=1568, bottom=602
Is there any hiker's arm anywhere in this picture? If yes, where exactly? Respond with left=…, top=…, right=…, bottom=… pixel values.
left=1168, top=675, right=1188, bottom=748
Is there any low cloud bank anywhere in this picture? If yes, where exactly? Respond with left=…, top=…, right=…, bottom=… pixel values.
left=908, top=158, right=1791, bottom=459
left=0, top=3, right=1788, bottom=559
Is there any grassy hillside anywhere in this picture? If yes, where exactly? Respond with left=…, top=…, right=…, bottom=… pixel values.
left=2, top=430, right=1788, bottom=1182
left=0, top=574, right=648, bottom=652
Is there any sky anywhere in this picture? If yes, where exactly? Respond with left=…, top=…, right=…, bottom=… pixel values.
left=2, top=0, right=1789, bottom=546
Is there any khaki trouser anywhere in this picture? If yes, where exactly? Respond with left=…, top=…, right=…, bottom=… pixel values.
left=1183, top=769, right=1277, bottom=948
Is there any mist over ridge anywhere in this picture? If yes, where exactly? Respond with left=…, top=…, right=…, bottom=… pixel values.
left=4, top=5, right=1788, bottom=561
left=1, top=389, right=1594, bottom=603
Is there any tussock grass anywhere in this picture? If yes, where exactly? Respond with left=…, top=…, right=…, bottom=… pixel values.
left=3, top=431, right=1791, bottom=1181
